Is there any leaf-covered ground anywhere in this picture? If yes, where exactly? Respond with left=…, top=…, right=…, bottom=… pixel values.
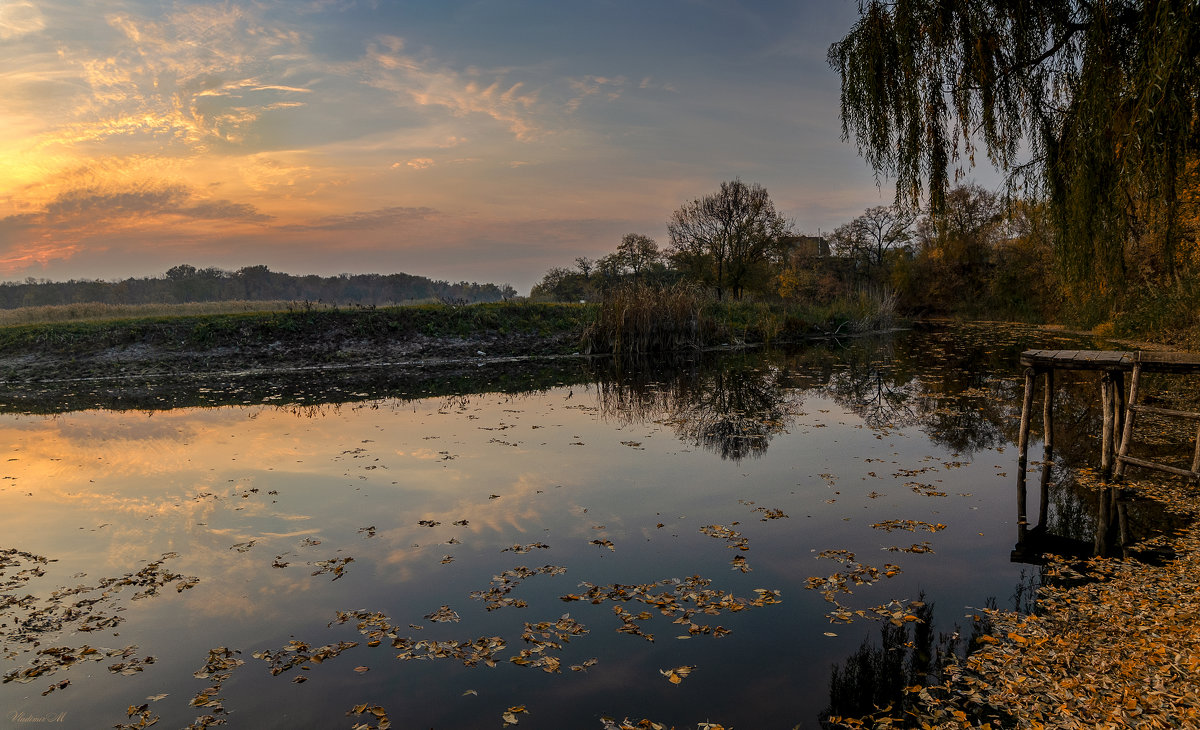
left=830, top=476, right=1200, bottom=729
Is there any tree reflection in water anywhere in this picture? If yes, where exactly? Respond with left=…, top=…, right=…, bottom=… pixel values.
left=590, top=351, right=816, bottom=461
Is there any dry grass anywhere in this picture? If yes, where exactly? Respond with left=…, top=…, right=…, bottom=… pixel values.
left=851, top=286, right=900, bottom=333
left=0, top=300, right=334, bottom=326
left=582, top=284, right=703, bottom=355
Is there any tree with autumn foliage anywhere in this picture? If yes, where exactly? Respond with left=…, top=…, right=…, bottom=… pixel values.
left=830, top=0, right=1200, bottom=322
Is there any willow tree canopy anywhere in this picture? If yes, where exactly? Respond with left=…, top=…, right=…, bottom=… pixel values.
left=829, top=0, right=1200, bottom=290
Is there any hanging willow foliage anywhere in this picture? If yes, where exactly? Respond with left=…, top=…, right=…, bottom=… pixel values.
left=829, top=0, right=1200, bottom=297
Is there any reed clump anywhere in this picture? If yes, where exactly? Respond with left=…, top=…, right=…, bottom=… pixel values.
left=849, top=286, right=899, bottom=333
left=582, top=283, right=703, bottom=355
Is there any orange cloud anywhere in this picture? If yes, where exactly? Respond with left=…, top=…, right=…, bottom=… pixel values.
left=404, top=158, right=435, bottom=170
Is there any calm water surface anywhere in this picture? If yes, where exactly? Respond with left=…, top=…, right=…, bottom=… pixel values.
left=0, top=324, right=1163, bottom=728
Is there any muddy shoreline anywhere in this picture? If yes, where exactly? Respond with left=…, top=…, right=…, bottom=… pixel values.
left=0, top=327, right=595, bottom=413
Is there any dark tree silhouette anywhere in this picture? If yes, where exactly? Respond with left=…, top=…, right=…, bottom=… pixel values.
left=667, top=178, right=793, bottom=299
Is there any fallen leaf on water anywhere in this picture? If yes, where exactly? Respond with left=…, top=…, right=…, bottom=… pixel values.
left=424, top=605, right=461, bottom=623
left=347, top=703, right=390, bottom=730
left=40, top=679, right=69, bottom=696
left=871, top=519, right=946, bottom=533
left=502, top=705, right=529, bottom=726
left=660, top=665, right=695, bottom=684
left=310, top=556, right=354, bottom=580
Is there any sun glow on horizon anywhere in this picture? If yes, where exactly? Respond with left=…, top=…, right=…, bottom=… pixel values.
left=0, top=0, right=875, bottom=291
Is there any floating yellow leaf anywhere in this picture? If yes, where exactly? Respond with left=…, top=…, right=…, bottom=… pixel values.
left=659, top=665, right=695, bottom=684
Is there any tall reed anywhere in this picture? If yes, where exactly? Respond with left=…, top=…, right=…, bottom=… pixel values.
left=850, top=286, right=899, bottom=333
left=582, top=283, right=703, bottom=355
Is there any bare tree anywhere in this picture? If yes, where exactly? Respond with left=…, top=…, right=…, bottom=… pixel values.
left=615, top=234, right=660, bottom=279
left=832, top=205, right=915, bottom=272
left=667, top=179, right=793, bottom=300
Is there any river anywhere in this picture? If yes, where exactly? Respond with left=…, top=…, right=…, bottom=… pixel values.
left=0, top=323, right=1183, bottom=729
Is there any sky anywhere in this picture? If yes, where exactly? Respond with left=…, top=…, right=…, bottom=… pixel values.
left=0, top=0, right=903, bottom=294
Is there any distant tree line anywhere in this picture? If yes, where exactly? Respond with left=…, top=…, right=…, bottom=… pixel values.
left=530, top=177, right=1073, bottom=324
left=0, top=264, right=517, bottom=309
left=533, top=178, right=807, bottom=303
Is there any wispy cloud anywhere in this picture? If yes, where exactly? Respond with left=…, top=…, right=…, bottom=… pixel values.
left=0, top=0, right=44, bottom=40
left=363, top=36, right=543, bottom=141
left=401, top=158, right=435, bottom=170
left=565, top=75, right=628, bottom=113
left=36, top=184, right=270, bottom=225
left=289, top=205, right=438, bottom=231
left=40, top=4, right=317, bottom=152
left=638, top=76, right=678, bottom=93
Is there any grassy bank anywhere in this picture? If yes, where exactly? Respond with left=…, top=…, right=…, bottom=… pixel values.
left=0, top=302, right=596, bottom=382
left=0, top=301, right=592, bottom=352
left=1089, top=284, right=1200, bottom=351
left=0, top=289, right=905, bottom=381
left=0, top=288, right=902, bottom=366
left=0, top=300, right=342, bottom=326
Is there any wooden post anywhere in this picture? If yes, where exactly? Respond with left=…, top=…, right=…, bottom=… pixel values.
left=1112, top=370, right=1125, bottom=457
left=1114, top=363, right=1142, bottom=481
left=1016, top=367, right=1036, bottom=535
left=1191, top=422, right=1200, bottom=480
left=1101, top=372, right=1114, bottom=478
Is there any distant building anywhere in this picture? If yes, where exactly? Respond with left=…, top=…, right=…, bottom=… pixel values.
left=779, top=235, right=830, bottom=258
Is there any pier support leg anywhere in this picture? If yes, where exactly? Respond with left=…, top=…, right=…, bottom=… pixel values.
left=1016, top=367, right=1036, bottom=538
left=1101, top=372, right=1115, bottom=478
left=1113, top=371, right=1125, bottom=457
left=1114, top=363, right=1142, bottom=481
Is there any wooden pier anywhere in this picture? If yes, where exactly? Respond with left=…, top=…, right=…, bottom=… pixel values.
left=1017, top=349, right=1200, bottom=491
left=1012, top=349, right=1200, bottom=558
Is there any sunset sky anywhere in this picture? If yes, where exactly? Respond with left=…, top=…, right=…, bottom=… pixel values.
left=0, top=0, right=909, bottom=293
